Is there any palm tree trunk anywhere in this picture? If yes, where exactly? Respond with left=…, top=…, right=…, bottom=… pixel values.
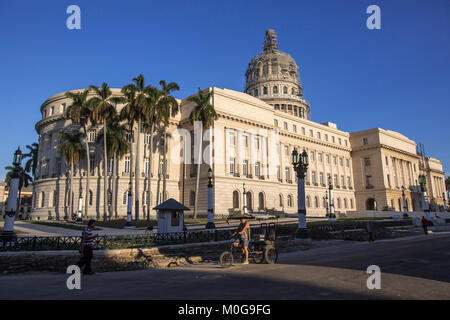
left=162, top=130, right=167, bottom=202
left=103, top=119, right=108, bottom=221
left=70, top=158, right=74, bottom=220
left=135, top=116, right=141, bottom=221
left=83, top=124, right=90, bottom=219
left=193, top=125, right=203, bottom=219
left=147, top=123, right=154, bottom=221
left=129, top=126, right=134, bottom=220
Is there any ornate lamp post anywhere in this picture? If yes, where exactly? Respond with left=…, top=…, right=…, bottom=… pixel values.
left=205, top=167, right=215, bottom=229
left=1, top=147, right=22, bottom=240
left=292, top=149, right=309, bottom=238
left=76, top=186, right=83, bottom=224
left=327, top=175, right=335, bottom=219
left=401, top=186, right=408, bottom=214
left=325, top=191, right=329, bottom=217
left=442, top=192, right=448, bottom=212
left=419, top=175, right=430, bottom=218
left=124, top=182, right=134, bottom=228
left=243, top=183, right=248, bottom=215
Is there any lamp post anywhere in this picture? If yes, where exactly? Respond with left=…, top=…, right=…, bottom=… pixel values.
left=124, top=182, right=134, bottom=228
left=402, top=186, right=408, bottom=215
left=327, top=175, right=335, bottom=219
left=205, top=167, right=215, bottom=229
left=292, top=149, right=309, bottom=238
left=419, top=175, right=430, bottom=219
left=243, top=183, right=248, bottom=215
left=443, top=192, right=448, bottom=212
left=325, top=191, right=329, bottom=218
left=1, top=147, right=22, bottom=241
left=76, top=186, right=83, bottom=224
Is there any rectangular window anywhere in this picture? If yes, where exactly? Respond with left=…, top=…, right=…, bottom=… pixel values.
left=312, top=171, right=316, bottom=184
left=283, top=122, right=288, bottom=130
left=318, top=153, right=322, bottom=162
left=302, top=127, right=306, bottom=135
left=255, top=162, right=260, bottom=177
left=310, top=151, right=315, bottom=161
left=325, top=134, right=328, bottom=141
left=144, top=158, right=149, bottom=174
left=310, top=129, right=313, bottom=137
left=285, top=167, right=290, bottom=181
left=346, top=159, right=349, bottom=168
left=277, top=166, right=281, bottom=180
left=338, top=138, right=342, bottom=145
left=333, top=156, right=337, bottom=165
left=317, top=132, right=321, bottom=140
left=229, top=132, right=235, bottom=146
left=319, top=172, right=324, bottom=185
left=366, top=175, right=373, bottom=188
left=341, top=175, right=345, bottom=187
left=244, top=135, right=249, bottom=148
left=274, top=119, right=278, bottom=127
left=243, top=160, right=249, bottom=176
left=284, top=145, right=289, bottom=156
left=339, top=158, right=343, bottom=166
left=334, top=174, right=338, bottom=186
left=364, top=158, right=371, bottom=166
left=347, top=176, right=351, bottom=188
left=125, top=156, right=130, bottom=173
left=363, top=137, right=368, bottom=145
left=293, top=125, right=297, bottom=133
left=385, top=156, right=389, bottom=166
left=326, top=155, right=330, bottom=164
left=229, top=157, right=235, bottom=174
left=332, top=136, right=335, bottom=143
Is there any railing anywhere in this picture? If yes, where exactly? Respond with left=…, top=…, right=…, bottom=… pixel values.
left=0, top=228, right=245, bottom=252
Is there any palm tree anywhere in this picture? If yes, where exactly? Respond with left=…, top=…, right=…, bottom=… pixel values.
left=156, top=80, right=180, bottom=203
left=187, top=88, right=218, bottom=219
left=96, top=117, right=128, bottom=219
left=57, top=131, right=84, bottom=219
left=23, top=143, right=39, bottom=178
left=64, top=89, right=93, bottom=218
left=121, top=74, right=154, bottom=221
left=88, top=82, right=121, bottom=221
left=142, top=87, right=162, bottom=220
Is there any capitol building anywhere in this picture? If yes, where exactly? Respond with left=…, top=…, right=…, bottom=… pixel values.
left=30, top=30, right=447, bottom=220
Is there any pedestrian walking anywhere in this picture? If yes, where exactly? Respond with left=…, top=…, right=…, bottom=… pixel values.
left=421, top=216, right=428, bottom=235
left=366, top=220, right=374, bottom=242
left=77, top=219, right=99, bottom=275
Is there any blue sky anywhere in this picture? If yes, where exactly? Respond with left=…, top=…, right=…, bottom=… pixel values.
left=0, top=0, right=449, bottom=180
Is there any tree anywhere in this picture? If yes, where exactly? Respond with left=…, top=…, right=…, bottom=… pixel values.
left=446, top=176, right=450, bottom=192
left=187, top=88, right=218, bottom=219
left=57, top=131, right=84, bottom=219
left=64, top=89, right=93, bottom=218
left=23, top=143, right=39, bottom=178
left=142, top=87, right=162, bottom=220
left=155, top=80, right=180, bottom=203
left=121, top=74, right=154, bottom=221
left=5, top=165, right=33, bottom=216
left=88, top=83, right=121, bottom=220
left=96, top=116, right=128, bottom=219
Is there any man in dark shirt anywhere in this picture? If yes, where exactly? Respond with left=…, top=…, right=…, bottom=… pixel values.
left=77, top=219, right=99, bottom=275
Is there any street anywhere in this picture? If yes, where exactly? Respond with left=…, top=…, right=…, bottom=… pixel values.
left=1, top=231, right=449, bottom=299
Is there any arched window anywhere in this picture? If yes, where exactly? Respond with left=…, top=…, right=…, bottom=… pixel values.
left=246, top=192, right=253, bottom=211
left=315, top=196, right=319, bottom=208
left=323, top=197, right=326, bottom=208
left=344, top=198, right=348, bottom=209
left=107, top=190, right=112, bottom=206
left=89, top=190, right=93, bottom=206
left=283, top=86, right=287, bottom=94
left=189, top=191, right=195, bottom=206
left=291, top=88, right=295, bottom=95
left=287, top=195, right=292, bottom=207
left=263, top=86, right=268, bottom=95
left=233, top=191, right=239, bottom=209
left=40, top=192, right=45, bottom=208
left=337, top=198, right=341, bottom=209
left=279, top=194, right=284, bottom=207
left=52, top=190, right=57, bottom=207
left=351, top=199, right=354, bottom=209
left=306, top=196, right=311, bottom=208
left=258, top=192, right=265, bottom=210
left=273, top=86, right=278, bottom=94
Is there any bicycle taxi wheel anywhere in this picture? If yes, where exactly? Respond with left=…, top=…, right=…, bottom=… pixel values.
left=264, top=246, right=278, bottom=264
left=219, top=251, right=233, bottom=268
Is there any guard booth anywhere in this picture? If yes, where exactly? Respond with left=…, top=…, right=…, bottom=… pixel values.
left=153, top=198, right=190, bottom=234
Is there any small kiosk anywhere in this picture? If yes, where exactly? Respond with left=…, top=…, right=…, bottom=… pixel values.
left=153, top=198, right=190, bottom=234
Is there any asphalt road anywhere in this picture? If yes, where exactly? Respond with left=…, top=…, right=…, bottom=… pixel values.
left=1, top=231, right=449, bottom=299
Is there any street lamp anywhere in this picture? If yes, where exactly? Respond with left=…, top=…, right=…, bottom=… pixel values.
left=419, top=175, right=430, bottom=217
left=205, top=167, right=215, bottom=229
left=243, top=183, right=248, bottom=215
left=443, top=192, right=448, bottom=212
left=76, top=186, right=83, bottom=224
left=401, top=186, right=408, bottom=215
left=124, top=182, right=134, bottom=228
left=1, top=147, right=22, bottom=240
left=292, top=149, right=309, bottom=238
left=327, top=175, right=335, bottom=220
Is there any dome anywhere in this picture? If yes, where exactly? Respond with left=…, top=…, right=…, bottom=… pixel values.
left=245, top=29, right=310, bottom=120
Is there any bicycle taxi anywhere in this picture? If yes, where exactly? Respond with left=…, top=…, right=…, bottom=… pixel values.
left=219, top=215, right=278, bottom=267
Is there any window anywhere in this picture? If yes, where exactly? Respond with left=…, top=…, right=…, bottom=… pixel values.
left=363, top=137, right=368, bottom=145
left=302, top=127, right=306, bottom=135
left=52, top=190, right=57, bottom=207
left=317, top=132, right=321, bottom=140
left=273, top=86, right=278, bottom=94
left=124, top=156, right=130, bottom=173
left=189, top=191, right=195, bottom=206
left=293, top=125, right=297, bottom=133
left=255, top=88, right=259, bottom=96
left=315, top=196, right=319, bottom=208
left=364, top=158, right=371, bottom=166
left=337, top=198, right=341, bottom=209
left=319, top=172, right=324, bottom=185
left=387, top=174, right=391, bottom=188
left=244, top=135, right=249, bottom=147
left=40, top=192, right=45, bottom=208
left=285, top=167, right=290, bottom=181
left=255, top=162, right=260, bottom=177
left=50, top=106, right=54, bottom=116
left=287, top=195, right=293, bottom=207
left=89, top=190, right=93, bottom=206
left=310, top=151, right=315, bottom=161
left=339, top=158, right=343, bottom=166
left=259, top=192, right=265, bottom=210
left=366, top=175, right=373, bottom=188
left=333, top=156, right=337, bottom=165
left=338, top=138, right=342, bottom=145
left=229, top=157, right=235, bottom=174
left=334, top=174, right=338, bottom=186
left=312, top=171, right=316, bottom=184
left=344, top=198, right=348, bottom=209
left=90, top=158, right=95, bottom=174
left=277, top=166, right=280, bottom=180
left=144, top=158, right=149, bottom=175
left=279, top=194, right=284, bottom=207
left=291, top=88, right=295, bottom=95
left=332, top=136, right=335, bottom=143
left=310, top=129, right=313, bottom=137
left=306, top=196, right=310, bottom=208
left=341, top=175, right=345, bottom=187
left=243, top=160, right=249, bottom=176
left=318, top=153, right=322, bottom=162
left=283, top=122, right=288, bottom=130
left=274, top=119, right=278, bottom=127
left=283, top=86, right=288, bottom=94
left=346, top=159, right=349, bottom=168
left=233, top=191, right=239, bottom=209
left=171, top=211, right=180, bottom=227
left=344, top=140, right=348, bottom=146
left=351, top=199, right=354, bottom=209
left=61, top=103, right=66, bottom=113
left=284, top=145, right=289, bottom=156
left=228, top=132, right=235, bottom=146
left=107, top=158, right=114, bottom=174
left=326, top=155, right=330, bottom=164
left=325, top=134, right=328, bottom=141
left=347, top=176, right=351, bottom=188
left=263, top=86, right=268, bottom=94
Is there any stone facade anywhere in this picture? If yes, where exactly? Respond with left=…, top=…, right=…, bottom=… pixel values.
left=30, top=30, right=446, bottom=220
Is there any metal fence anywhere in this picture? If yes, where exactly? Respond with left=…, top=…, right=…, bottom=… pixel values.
left=0, top=228, right=240, bottom=252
